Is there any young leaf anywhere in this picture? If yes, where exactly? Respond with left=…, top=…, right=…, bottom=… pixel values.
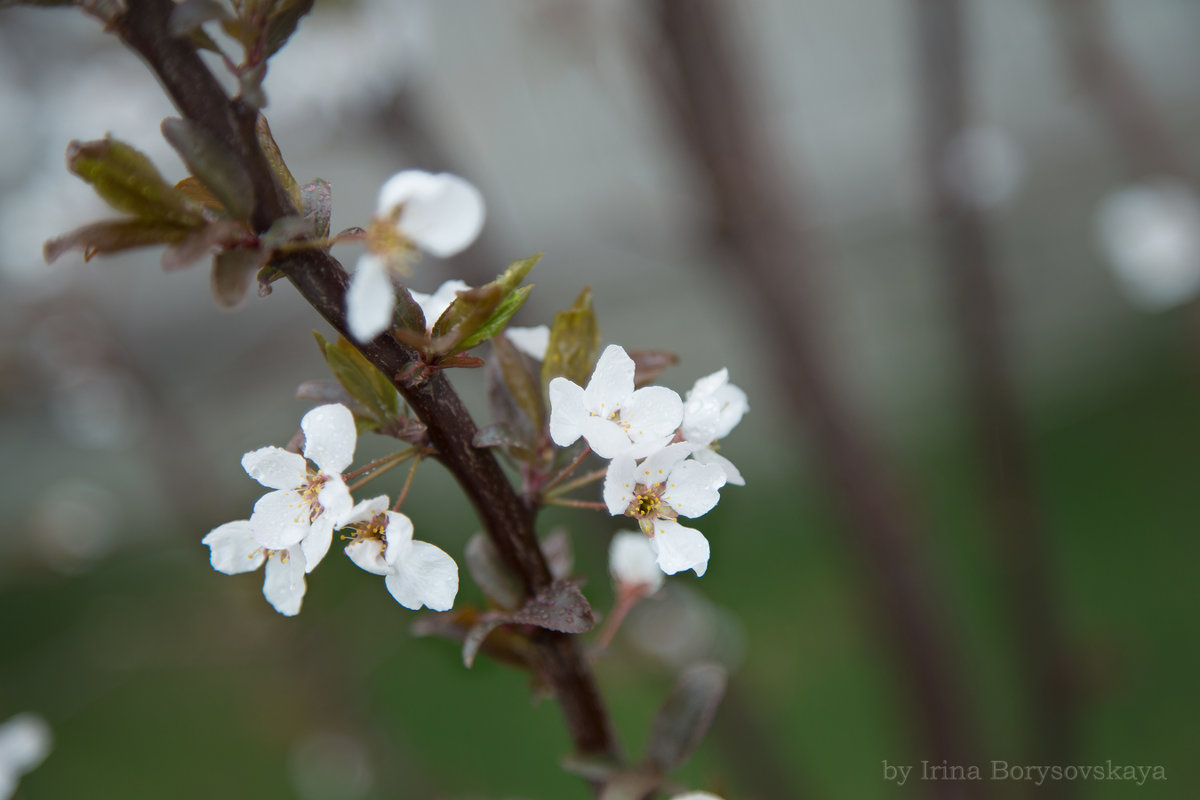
left=510, top=580, right=594, bottom=634
left=301, top=179, right=332, bottom=238
left=44, top=218, right=192, bottom=264
left=161, top=219, right=249, bottom=272
left=255, top=114, right=303, bottom=210
left=66, top=137, right=205, bottom=226
left=629, top=348, right=680, bottom=388
left=392, top=285, right=426, bottom=337
left=462, top=617, right=509, bottom=669
left=212, top=247, right=268, bottom=309
left=429, top=283, right=504, bottom=353
left=174, top=176, right=227, bottom=216
left=264, top=0, right=315, bottom=57
left=643, top=663, right=727, bottom=774
left=313, top=332, right=400, bottom=424
left=540, top=529, right=574, bottom=582
left=542, top=286, right=601, bottom=389
left=464, top=533, right=522, bottom=610
left=455, top=284, right=533, bottom=351
left=162, top=118, right=256, bottom=222
left=489, top=331, right=544, bottom=435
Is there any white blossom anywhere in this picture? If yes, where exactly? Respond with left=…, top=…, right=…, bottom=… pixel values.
left=609, top=531, right=664, bottom=594
left=202, top=520, right=308, bottom=616
left=505, top=324, right=549, bottom=360
left=680, top=368, right=748, bottom=486
left=549, top=344, right=683, bottom=459
left=242, top=404, right=357, bottom=572
left=347, top=170, right=485, bottom=341
left=670, top=793, right=726, bottom=800
left=0, top=713, right=51, bottom=800
left=342, top=496, right=459, bottom=611
left=603, top=443, right=726, bottom=576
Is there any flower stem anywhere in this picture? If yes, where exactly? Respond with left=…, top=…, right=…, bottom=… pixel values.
left=544, top=468, right=607, bottom=501
left=346, top=450, right=415, bottom=493
left=344, top=450, right=414, bottom=481
left=538, top=445, right=593, bottom=497
left=545, top=498, right=608, bottom=511
left=392, top=454, right=423, bottom=511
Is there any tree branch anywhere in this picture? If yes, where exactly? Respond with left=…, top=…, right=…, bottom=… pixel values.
left=647, top=0, right=984, bottom=792
left=913, top=0, right=1076, bottom=772
left=114, top=0, right=618, bottom=767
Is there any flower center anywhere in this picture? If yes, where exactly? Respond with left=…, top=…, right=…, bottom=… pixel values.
left=301, top=474, right=328, bottom=523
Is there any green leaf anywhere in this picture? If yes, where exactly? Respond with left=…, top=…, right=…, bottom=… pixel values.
left=162, top=117, right=256, bottom=222
left=211, top=247, right=267, bottom=309
left=174, top=176, right=227, bottom=216
left=44, top=218, right=193, bottom=264
left=66, top=137, right=206, bottom=226
left=429, top=283, right=504, bottom=353
left=642, top=663, right=727, bottom=774
left=510, top=580, right=594, bottom=633
left=392, top=285, right=426, bottom=336
left=312, top=332, right=399, bottom=424
left=264, top=0, right=314, bottom=56
left=255, top=114, right=302, bottom=211
left=494, top=252, right=541, bottom=294
left=542, top=286, right=601, bottom=389
left=456, top=284, right=532, bottom=351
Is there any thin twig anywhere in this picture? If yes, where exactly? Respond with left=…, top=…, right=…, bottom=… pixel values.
left=544, top=467, right=608, bottom=500
left=538, top=444, right=594, bottom=497
left=545, top=498, right=608, bottom=511
left=392, top=454, right=423, bottom=511
left=343, top=449, right=414, bottom=481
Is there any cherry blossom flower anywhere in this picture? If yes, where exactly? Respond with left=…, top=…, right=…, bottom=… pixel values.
left=504, top=324, right=549, bottom=360
left=0, top=713, right=51, bottom=800
left=603, top=442, right=726, bottom=576
left=347, top=170, right=485, bottom=341
left=609, top=531, right=664, bottom=595
left=242, top=404, right=357, bottom=571
left=202, top=520, right=308, bottom=616
left=680, top=368, right=748, bottom=486
left=670, top=793, right=725, bottom=800
left=549, top=344, right=683, bottom=459
left=341, top=496, right=459, bottom=611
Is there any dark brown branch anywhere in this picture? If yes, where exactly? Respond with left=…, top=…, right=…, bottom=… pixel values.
left=648, top=0, right=984, bottom=792
left=913, top=0, right=1076, bottom=772
left=115, top=0, right=618, bottom=767
left=1047, top=0, right=1195, bottom=181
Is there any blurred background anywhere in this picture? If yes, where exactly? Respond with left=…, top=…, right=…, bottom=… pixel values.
left=1, top=0, right=1198, bottom=797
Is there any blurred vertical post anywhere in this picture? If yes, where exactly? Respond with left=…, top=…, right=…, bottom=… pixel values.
left=911, top=0, right=1076, bottom=773
left=1047, top=0, right=1194, bottom=181
left=648, top=0, right=984, bottom=792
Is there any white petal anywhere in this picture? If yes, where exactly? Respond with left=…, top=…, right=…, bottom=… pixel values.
left=579, top=415, right=633, bottom=459
left=669, top=793, right=726, bottom=800
left=316, top=476, right=353, bottom=523
left=636, top=442, right=694, bottom=487
left=680, top=395, right=722, bottom=447
left=622, top=386, right=684, bottom=446
left=650, top=519, right=710, bottom=577
left=301, top=404, right=357, bottom=474
left=0, top=713, right=52, bottom=775
left=548, top=378, right=587, bottom=448
left=300, top=516, right=334, bottom=573
left=381, top=511, right=416, bottom=565
left=249, top=489, right=310, bottom=549
left=386, top=172, right=485, bottom=257
left=241, top=447, right=307, bottom=490
left=609, top=531, right=663, bottom=593
left=410, top=279, right=470, bottom=329
left=688, top=368, right=728, bottom=400
left=693, top=447, right=744, bottom=487
left=505, top=325, right=549, bottom=360
left=346, top=254, right=396, bottom=342
left=662, top=459, right=726, bottom=518
left=583, top=344, right=635, bottom=414
left=262, top=546, right=307, bottom=616
left=339, top=494, right=390, bottom=527
left=603, top=456, right=638, bottom=515
left=709, top=382, right=748, bottom=440
left=345, top=538, right=390, bottom=576
left=202, top=520, right=266, bottom=575
left=384, top=540, right=459, bottom=611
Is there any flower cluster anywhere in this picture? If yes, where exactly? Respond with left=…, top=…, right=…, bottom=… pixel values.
left=549, top=345, right=747, bottom=578
left=202, top=403, right=458, bottom=616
